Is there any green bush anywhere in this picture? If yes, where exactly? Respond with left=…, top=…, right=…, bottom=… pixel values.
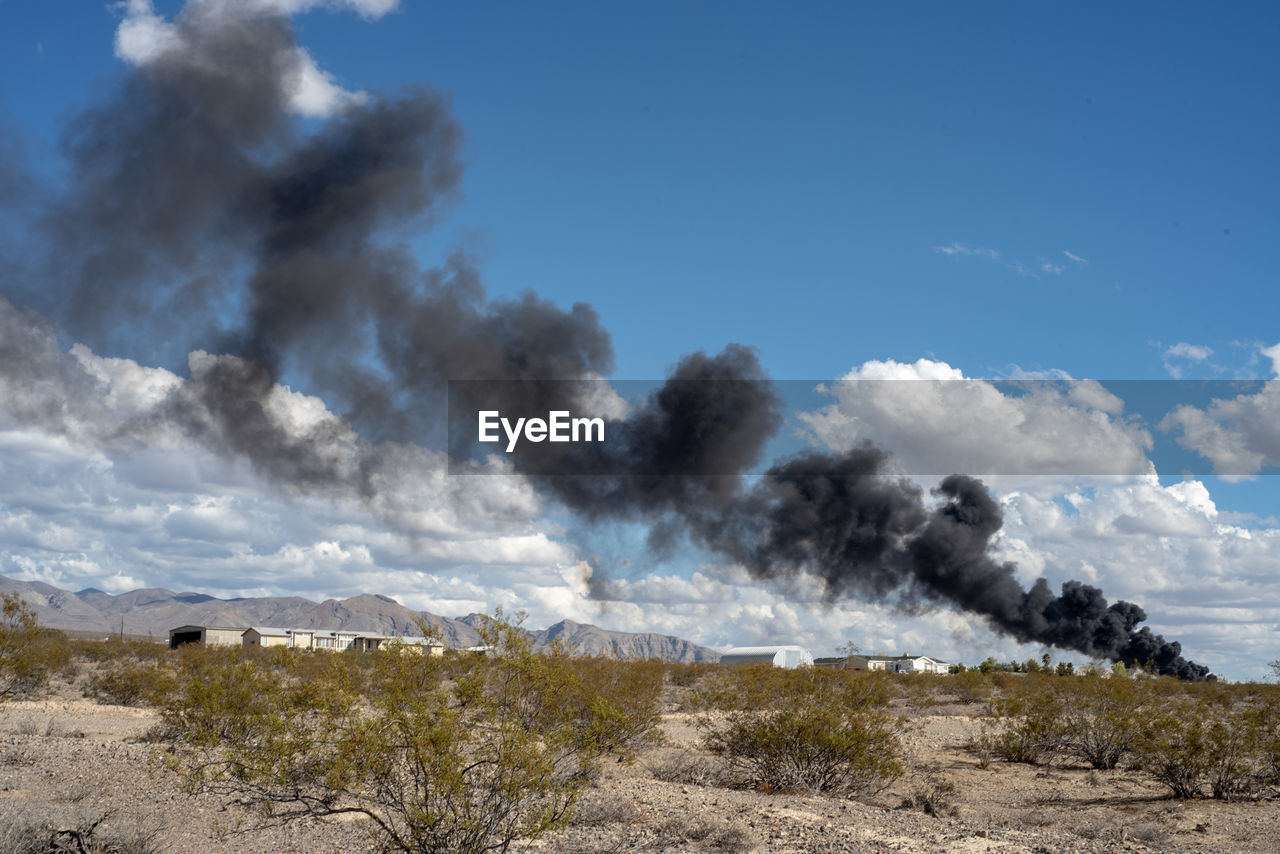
left=978, top=676, right=1069, bottom=765
left=896, top=673, right=945, bottom=710
left=1134, top=703, right=1212, bottom=798
left=0, top=807, right=162, bottom=854
left=948, top=669, right=994, bottom=705
left=699, top=667, right=901, bottom=795
left=693, top=663, right=891, bottom=714
left=665, top=661, right=713, bottom=688
left=900, top=774, right=960, bottom=817
left=1060, top=675, right=1141, bottom=770
left=0, top=593, right=69, bottom=701
left=157, top=610, right=664, bottom=854
left=1133, top=688, right=1271, bottom=800
left=69, top=637, right=167, bottom=664
left=86, top=658, right=177, bottom=707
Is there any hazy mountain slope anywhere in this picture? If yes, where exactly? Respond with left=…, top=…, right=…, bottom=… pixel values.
left=0, top=575, right=719, bottom=661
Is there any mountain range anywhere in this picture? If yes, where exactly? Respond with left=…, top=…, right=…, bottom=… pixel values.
left=0, top=575, right=720, bottom=663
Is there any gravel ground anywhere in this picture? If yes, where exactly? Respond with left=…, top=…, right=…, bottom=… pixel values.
left=2, top=683, right=1278, bottom=853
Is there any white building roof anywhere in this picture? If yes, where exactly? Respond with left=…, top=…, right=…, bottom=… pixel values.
left=721, top=645, right=815, bottom=669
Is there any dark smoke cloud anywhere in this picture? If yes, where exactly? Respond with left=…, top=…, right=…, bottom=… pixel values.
left=526, top=344, right=783, bottom=518
left=503, top=371, right=1212, bottom=679
left=23, top=3, right=611, bottom=477
left=37, top=12, right=298, bottom=355
left=695, top=458, right=1212, bottom=679
left=544, top=422, right=1212, bottom=678
left=0, top=3, right=1213, bottom=679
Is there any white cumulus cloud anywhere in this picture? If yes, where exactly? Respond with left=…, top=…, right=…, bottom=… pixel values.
left=1162, top=342, right=1215, bottom=378
left=1161, top=383, right=1280, bottom=478
left=799, top=358, right=1152, bottom=477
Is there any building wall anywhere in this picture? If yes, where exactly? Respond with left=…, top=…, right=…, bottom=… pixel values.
left=912, top=659, right=947, bottom=674
left=720, top=653, right=778, bottom=667
left=243, top=630, right=290, bottom=647
left=848, top=655, right=948, bottom=673
left=204, top=628, right=246, bottom=647
left=172, top=625, right=449, bottom=654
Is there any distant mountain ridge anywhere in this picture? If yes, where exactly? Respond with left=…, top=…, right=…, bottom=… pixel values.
left=0, top=575, right=720, bottom=663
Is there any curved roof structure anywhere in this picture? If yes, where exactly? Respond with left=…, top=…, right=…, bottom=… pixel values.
left=720, top=645, right=814, bottom=669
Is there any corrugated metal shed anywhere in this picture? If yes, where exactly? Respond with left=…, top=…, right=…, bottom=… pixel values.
left=720, top=645, right=814, bottom=669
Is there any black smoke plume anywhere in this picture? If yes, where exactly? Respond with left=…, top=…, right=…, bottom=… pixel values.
left=534, top=396, right=1212, bottom=680
left=706, top=461, right=1213, bottom=680
left=0, top=2, right=1212, bottom=679
left=21, top=3, right=612, bottom=491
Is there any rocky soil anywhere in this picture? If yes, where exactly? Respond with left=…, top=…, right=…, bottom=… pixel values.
left=2, top=682, right=1278, bottom=853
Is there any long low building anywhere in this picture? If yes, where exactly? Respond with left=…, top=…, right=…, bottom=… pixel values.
left=169, top=624, right=444, bottom=654
left=844, top=654, right=950, bottom=674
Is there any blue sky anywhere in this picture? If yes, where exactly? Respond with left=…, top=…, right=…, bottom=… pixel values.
left=0, top=1, right=1277, bottom=679
left=5, top=2, right=1276, bottom=380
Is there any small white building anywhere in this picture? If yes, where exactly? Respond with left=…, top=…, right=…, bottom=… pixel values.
left=720, top=645, right=815, bottom=669
left=847, top=654, right=949, bottom=674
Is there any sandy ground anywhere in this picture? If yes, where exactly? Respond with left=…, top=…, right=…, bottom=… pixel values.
left=2, top=683, right=1279, bottom=853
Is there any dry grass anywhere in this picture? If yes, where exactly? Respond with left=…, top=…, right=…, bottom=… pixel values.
left=0, top=808, right=163, bottom=854
left=900, top=774, right=960, bottom=817
left=646, top=748, right=732, bottom=787
left=656, top=815, right=758, bottom=853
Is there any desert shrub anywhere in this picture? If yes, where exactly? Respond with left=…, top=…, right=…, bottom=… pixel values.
left=85, top=658, right=177, bottom=707
left=158, top=610, right=664, bottom=854
left=978, top=675, right=1069, bottom=765
left=1134, top=704, right=1210, bottom=798
left=656, top=816, right=757, bottom=853
left=567, top=655, right=666, bottom=756
left=98, top=637, right=166, bottom=665
left=1265, top=731, right=1280, bottom=788
left=694, top=664, right=891, bottom=714
left=0, top=808, right=162, bottom=854
left=1255, top=689, right=1280, bottom=787
left=568, top=793, right=642, bottom=827
left=0, top=594, right=70, bottom=701
left=1128, top=823, right=1170, bottom=846
left=700, top=667, right=901, bottom=795
left=900, top=774, right=959, bottom=817
left=1060, top=674, right=1141, bottom=769
left=78, top=638, right=167, bottom=664
left=646, top=749, right=731, bottom=787
left=948, top=668, right=994, bottom=705
left=666, top=661, right=714, bottom=688
left=1133, top=691, right=1270, bottom=800
left=1203, top=717, right=1265, bottom=800
left=896, top=674, right=946, bottom=710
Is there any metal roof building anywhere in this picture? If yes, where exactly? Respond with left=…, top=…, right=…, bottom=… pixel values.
left=168, top=624, right=248, bottom=649
left=720, top=645, right=814, bottom=669
left=171, top=624, right=445, bottom=654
